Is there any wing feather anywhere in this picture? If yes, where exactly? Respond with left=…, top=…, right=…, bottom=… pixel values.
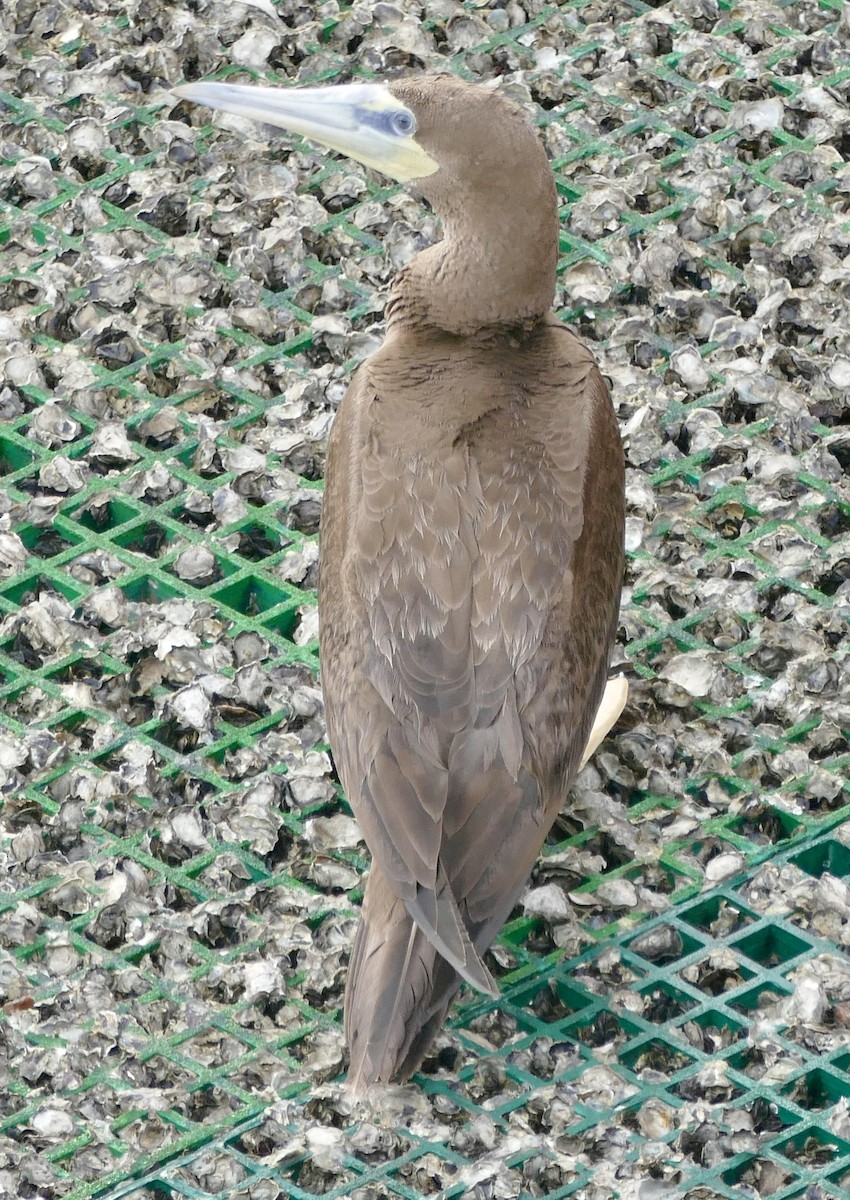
left=320, top=323, right=625, bottom=1032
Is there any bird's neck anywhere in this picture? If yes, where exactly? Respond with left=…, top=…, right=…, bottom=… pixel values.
left=387, top=205, right=558, bottom=337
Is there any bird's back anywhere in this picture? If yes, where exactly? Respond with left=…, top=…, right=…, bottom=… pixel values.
left=318, top=317, right=624, bottom=1087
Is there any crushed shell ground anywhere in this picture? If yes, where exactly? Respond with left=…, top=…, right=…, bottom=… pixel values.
left=0, top=0, right=849, bottom=1198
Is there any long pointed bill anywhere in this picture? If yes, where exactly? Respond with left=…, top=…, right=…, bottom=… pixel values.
left=172, top=81, right=439, bottom=183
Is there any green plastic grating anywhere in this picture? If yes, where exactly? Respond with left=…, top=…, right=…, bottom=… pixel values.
left=1, top=0, right=849, bottom=1196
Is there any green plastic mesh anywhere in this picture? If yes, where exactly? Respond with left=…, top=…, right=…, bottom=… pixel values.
left=1, top=0, right=849, bottom=1197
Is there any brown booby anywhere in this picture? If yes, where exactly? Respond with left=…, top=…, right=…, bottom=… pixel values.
left=174, top=74, right=626, bottom=1090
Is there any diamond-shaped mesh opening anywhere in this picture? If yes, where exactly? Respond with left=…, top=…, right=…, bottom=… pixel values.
left=637, top=980, right=698, bottom=1024
left=679, top=895, right=758, bottom=936
left=727, top=981, right=793, bottom=1015
left=782, top=1069, right=850, bottom=1113
left=791, top=840, right=850, bottom=879
left=675, top=1007, right=746, bottom=1050
left=775, top=1128, right=850, bottom=1170
left=679, top=956, right=755, bottom=998
left=731, top=926, right=814, bottom=969
left=620, top=1037, right=698, bottom=1078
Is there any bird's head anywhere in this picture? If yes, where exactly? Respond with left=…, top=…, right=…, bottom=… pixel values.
left=172, top=74, right=548, bottom=210
left=172, top=73, right=557, bottom=330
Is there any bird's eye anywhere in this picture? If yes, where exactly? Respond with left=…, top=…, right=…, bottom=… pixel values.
left=390, top=110, right=416, bottom=136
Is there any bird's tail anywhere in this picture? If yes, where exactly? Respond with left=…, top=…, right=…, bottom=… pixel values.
left=345, top=864, right=465, bottom=1091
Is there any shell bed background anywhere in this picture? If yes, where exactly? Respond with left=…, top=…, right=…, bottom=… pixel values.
left=0, top=0, right=849, bottom=1197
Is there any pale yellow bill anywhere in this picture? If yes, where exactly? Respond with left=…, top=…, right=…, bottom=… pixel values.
left=172, top=80, right=439, bottom=182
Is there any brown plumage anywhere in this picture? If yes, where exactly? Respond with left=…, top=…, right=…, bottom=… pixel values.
left=174, top=73, right=625, bottom=1090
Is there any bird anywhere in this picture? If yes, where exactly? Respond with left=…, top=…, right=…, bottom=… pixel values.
left=173, top=73, right=626, bottom=1090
